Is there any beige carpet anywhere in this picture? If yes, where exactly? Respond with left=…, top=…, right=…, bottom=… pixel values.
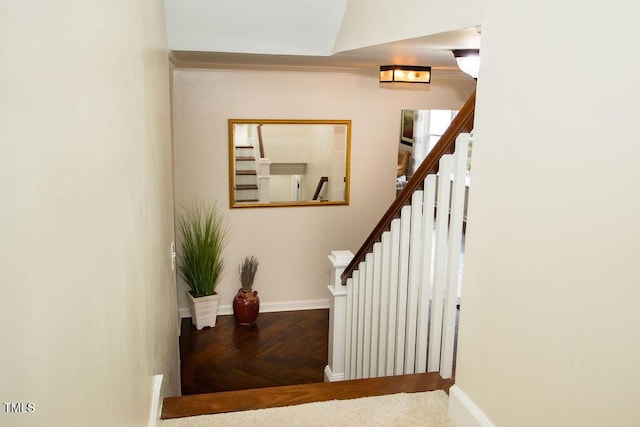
left=159, top=390, right=454, bottom=427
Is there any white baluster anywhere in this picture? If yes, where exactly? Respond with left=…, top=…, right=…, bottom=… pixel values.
left=363, top=253, right=373, bottom=378
left=345, top=277, right=353, bottom=380
left=386, top=219, right=401, bottom=376
left=416, top=174, right=437, bottom=373
left=356, top=264, right=366, bottom=379
left=440, top=134, right=470, bottom=379
left=377, top=231, right=391, bottom=376
left=370, top=242, right=382, bottom=377
left=428, top=154, right=453, bottom=372
left=395, top=205, right=412, bottom=375
left=405, top=190, right=424, bottom=373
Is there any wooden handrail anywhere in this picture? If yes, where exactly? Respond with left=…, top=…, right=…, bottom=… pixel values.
left=257, top=124, right=266, bottom=158
left=312, top=176, right=329, bottom=200
left=341, top=91, right=476, bottom=285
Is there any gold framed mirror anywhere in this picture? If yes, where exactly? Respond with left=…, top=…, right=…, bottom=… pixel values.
left=228, top=119, right=351, bottom=208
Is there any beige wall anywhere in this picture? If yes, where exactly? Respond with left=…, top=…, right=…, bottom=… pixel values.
left=0, top=1, right=179, bottom=426
left=456, top=0, right=640, bottom=425
left=172, top=68, right=475, bottom=313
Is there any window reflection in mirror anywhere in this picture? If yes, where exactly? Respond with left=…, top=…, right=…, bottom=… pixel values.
left=397, top=110, right=458, bottom=195
left=228, top=119, right=351, bottom=208
left=399, top=109, right=459, bottom=177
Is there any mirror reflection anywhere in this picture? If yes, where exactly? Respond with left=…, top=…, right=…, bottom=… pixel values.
left=396, top=109, right=459, bottom=194
left=228, top=119, right=351, bottom=208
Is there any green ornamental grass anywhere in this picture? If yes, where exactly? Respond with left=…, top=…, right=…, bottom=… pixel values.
left=178, top=201, right=229, bottom=298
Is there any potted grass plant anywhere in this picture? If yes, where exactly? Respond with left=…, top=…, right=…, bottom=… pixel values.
left=178, top=201, right=229, bottom=329
left=233, top=256, right=260, bottom=326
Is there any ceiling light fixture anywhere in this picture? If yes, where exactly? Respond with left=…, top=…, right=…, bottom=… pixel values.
left=379, top=65, right=431, bottom=84
left=452, top=49, right=480, bottom=79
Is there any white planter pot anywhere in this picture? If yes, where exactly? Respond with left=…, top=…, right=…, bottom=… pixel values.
left=186, top=291, right=221, bottom=330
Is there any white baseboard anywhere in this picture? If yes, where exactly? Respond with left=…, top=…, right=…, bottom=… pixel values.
left=148, top=374, right=163, bottom=427
left=179, top=299, right=330, bottom=318
left=257, top=299, right=330, bottom=313
left=323, top=365, right=344, bottom=382
left=448, top=385, right=495, bottom=427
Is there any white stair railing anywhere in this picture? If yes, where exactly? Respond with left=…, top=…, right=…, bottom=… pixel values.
left=326, top=133, right=471, bottom=382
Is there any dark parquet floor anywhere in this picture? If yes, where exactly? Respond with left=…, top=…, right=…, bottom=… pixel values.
left=180, top=309, right=329, bottom=395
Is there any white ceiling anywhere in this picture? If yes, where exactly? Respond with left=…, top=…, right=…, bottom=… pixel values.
left=165, top=0, right=349, bottom=56
left=164, top=0, right=480, bottom=75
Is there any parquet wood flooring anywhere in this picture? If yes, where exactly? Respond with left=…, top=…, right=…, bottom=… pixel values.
left=180, top=309, right=329, bottom=395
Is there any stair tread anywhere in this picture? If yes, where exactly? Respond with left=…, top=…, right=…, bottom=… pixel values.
left=235, top=184, right=258, bottom=190
left=161, top=372, right=453, bottom=419
left=235, top=170, right=257, bottom=175
left=235, top=156, right=256, bottom=161
left=235, top=145, right=254, bottom=148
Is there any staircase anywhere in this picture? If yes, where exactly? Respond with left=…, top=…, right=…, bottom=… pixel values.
left=160, top=93, right=475, bottom=421
left=162, top=372, right=453, bottom=419
left=234, top=145, right=259, bottom=203
left=326, top=91, right=476, bottom=383
left=163, top=311, right=454, bottom=420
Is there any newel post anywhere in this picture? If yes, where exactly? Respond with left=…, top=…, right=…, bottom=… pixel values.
left=325, top=250, right=353, bottom=382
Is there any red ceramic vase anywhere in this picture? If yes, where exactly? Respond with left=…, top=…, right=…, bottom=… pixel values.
left=233, top=289, right=260, bottom=326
